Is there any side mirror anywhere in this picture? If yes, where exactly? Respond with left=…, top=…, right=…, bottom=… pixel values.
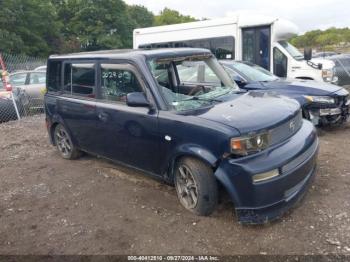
left=126, top=92, right=150, bottom=107
left=304, top=47, right=312, bottom=61
left=233, top=76, right=247, bottom=87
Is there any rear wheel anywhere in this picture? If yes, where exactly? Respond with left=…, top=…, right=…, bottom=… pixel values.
left=175, top=157, right=218, bottom=216
left=54, top=124, right=81, bottom=160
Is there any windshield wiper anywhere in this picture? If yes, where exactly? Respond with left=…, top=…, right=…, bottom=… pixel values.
left=183, top=96, right=223, bottom=103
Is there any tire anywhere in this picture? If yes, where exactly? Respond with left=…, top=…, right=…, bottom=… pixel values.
left=174, top=157, right=218, bottom=216
left=54, top=124, right=81, bottom=160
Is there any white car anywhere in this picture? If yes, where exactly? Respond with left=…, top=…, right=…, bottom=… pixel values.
left=10, top=70, right=46, bottom=109
left=34, top=65, right=47, bottom=71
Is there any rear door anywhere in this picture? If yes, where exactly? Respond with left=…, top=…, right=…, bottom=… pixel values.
left=27, top=71, right=46, bottom=98
left=242, top=26, right=271, bottom=70
left=57, top=61, right=99, bottom=152
left=27, top=71, right=47, bottom=109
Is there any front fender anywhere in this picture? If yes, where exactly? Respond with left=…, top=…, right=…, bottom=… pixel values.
left=166, top=144, right=221, bottom=182
left=214, top=164, right=241, bottom=206
left=289, top=96, right=310, bottom=107
left=172, top=144, right=219, bottom=166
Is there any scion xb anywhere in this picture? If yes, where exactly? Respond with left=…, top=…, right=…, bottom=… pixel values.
left=45, top=48, right=319, bottom=224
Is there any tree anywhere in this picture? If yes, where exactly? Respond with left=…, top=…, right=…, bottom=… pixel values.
left=62, top=0, right=133, bottom=51
left=291, top=27, right=350, bottom=49
left=127, top=5, right=154, bottom=28
left=154, top=8, right=197, bottom=26
left=0, top=0, right=62, bottom=56
left=0, top=1, right=200, bottom=56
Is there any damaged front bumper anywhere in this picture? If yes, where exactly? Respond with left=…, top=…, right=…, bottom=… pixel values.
left=214, top=120, right=319, bottom=224
left=307, top=98, right=349, bottom=126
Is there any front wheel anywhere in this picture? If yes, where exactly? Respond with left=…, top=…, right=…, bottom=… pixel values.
left=175, top=157, right=218, bottom=216
left=54, top=124, right=81, bottom=160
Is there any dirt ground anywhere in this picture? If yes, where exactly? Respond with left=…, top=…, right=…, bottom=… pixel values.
left=0, top=115, right=349, bottom=255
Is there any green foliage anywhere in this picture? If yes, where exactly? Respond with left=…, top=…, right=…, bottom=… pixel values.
left=154, top=8, right=197, bottom=26
left=291, top=27, right=350, bottom=49
left=66, top=0, right=132, bottom=51
left=128, top=5, right=154, bottom=28
left=0, top=1, right=197, bottom=57
left=0, top=0, right=62, bottom=56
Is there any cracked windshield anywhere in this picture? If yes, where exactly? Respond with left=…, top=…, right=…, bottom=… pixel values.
left=149, top=56, right=238, bottom=111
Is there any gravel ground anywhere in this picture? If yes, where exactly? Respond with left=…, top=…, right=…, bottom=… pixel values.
left=0, top=115, right=349, bottom=255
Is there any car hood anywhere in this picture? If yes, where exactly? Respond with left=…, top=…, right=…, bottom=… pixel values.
left=196, top=91, right=300, bottom=134
left=249, top=79, right=344, bottom=96
left=310, top=58, right=335, bottom=70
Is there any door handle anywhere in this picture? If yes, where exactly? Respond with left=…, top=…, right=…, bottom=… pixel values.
left=98, top=112, right=109, bottom=122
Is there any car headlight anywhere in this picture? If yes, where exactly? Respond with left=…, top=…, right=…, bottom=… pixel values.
left=322, top=69, right=334, bottom=82
left=231, top=133, right=270, bottom=156
left=304, top=95, right=335, bottom=104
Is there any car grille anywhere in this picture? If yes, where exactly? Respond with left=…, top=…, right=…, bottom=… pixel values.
left=281, top=138, right=318, bottom=174
left=335, top=95, right=349, bottom=107
left=269, top=110, right=303, bottom=146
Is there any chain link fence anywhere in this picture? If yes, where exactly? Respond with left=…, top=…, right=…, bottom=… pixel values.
left=0, top=53, right=47, bottom=124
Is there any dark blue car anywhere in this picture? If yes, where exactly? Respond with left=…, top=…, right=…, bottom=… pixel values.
left=220, top=60, right=350, bottom=126
left=45, top=48, right=318, bottom=224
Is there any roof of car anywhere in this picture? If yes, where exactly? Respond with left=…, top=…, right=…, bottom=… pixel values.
left=49, top=48, right=212, bottom=60
left=219, top=60, right=250, bottom=66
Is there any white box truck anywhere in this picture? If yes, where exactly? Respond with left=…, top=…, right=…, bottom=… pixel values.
left=133, top=14, right=338, bottom=84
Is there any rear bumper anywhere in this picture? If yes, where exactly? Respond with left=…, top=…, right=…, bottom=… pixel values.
left=214, top=120, right=319, bottom=224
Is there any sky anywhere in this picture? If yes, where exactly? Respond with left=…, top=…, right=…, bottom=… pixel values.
left=124, top=0, right=350, bottom=34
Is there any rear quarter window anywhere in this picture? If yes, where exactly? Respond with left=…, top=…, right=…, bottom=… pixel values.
left=63, top=63, right=95, bottom=98
left=47, top=61, right=62, bottom=92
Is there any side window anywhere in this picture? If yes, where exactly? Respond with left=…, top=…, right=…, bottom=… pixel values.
left=242, top=29, right=255, bottom=64
left=10, top=73, right=27, bottom=86
left=47, top=61, right=61, bottom=92
left=177, top=62, right=220, bottom=85
left=224, top=67, right=244, bottom=82
left=29, top=72, right=46, bottom=84
left=100, top=64, right=143, bottom=103
left=63, top=63, right=95, bottom=97
left=152, top=63, right=171, bottom=89
left=139, top=37, right=235, bottom=60
left=210, top=37, right=235, bottom=59
left=273, top=48, right=288, bottom=78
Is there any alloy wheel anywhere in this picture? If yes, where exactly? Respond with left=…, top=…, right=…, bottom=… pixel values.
left=55, top=126, right=72, bottom=157
left=175, top=164, right=199, bottom=209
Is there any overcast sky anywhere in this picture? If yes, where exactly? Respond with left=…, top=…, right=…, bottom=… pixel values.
left=124, top=0, right=350, bottom=34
